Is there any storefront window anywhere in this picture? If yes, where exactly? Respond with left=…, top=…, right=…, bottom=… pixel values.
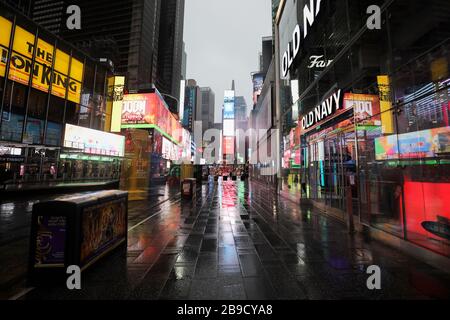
left=78, top=105, right=92, bottom=128
left=65, top=101, right=81, bottom=125
left=1, top=81, right=26, bottom=142
left=24, top=88, right=47, bottom=144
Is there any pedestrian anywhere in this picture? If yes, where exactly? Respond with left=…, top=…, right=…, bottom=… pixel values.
left=301, top=170, right=307, bottom=195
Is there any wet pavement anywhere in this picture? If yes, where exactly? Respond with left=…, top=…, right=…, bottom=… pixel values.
left=0, top=184, right=179, bottom=299
left=3, top=180, right=450, bottom=300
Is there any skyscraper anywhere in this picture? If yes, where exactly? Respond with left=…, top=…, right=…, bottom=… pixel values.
left=156, top=0, right=185, bottom=114
left=29, top=0, right=185, bottom=99
left=181, top=42, right=187, bottom=80
left=1, top=0, right=34, bottom=16
left=31, top=0, right=65, bottom=34
left=29, top=0, right=161, bottom=90
left=200, top=87, right=215, bottom=136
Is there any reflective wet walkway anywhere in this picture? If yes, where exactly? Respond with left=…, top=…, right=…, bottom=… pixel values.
left=15, top=180, right=450, bottom=299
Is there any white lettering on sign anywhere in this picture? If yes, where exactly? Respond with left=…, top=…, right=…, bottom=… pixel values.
left=281, top=0, right=323, bottom=77
left=122, top=100, right=145, bottom=114
left=308, top=55, right=333, bottom=69
left=301, top=89, right=342, bottom=130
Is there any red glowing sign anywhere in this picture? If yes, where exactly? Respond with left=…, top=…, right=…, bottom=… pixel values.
left=404, top=181, right=450, bottom=256
left=223, top=137, right=235, bottom=155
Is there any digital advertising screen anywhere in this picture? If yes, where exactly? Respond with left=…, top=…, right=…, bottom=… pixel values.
left=223, top=90, right=235, bottom=119
left=375, top=126, right=450, bottom=160
left=0, top=16, right=83, bottom=103
left=252, top=73, right=264, bottom=106
left=223, top=137, right=235, bottom=155
left=223, top=119, right=235, bottom=137
left=344, top=93, right=381, bottom=126
left=64, top=124, right=125, bottom=157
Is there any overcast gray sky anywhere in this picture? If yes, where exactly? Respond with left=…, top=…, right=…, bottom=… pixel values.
left=183, top=0, right=272, bottom=123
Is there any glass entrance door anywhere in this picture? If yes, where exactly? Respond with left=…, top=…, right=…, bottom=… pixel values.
left=324, top=134, right=346, bottom=210
left=323, top=131, right=358, bottom=212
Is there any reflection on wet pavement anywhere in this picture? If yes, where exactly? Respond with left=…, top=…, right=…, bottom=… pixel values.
left=11, top=180, right=450, bottom=299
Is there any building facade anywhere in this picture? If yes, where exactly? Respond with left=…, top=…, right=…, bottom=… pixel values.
left=200, top=87, right=215, bottom=137
left=28, top=0, right=184, bottom=98
left=0, top=3, right=124, bottom=187
left=156, top=0, right=185, bottom=114
left=276, top=0, right=450, bottom=259
left=183, top=79, right=200, bottom=134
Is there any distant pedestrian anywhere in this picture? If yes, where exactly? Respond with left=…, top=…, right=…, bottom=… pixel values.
left=301, top=171, right=307, bottom=195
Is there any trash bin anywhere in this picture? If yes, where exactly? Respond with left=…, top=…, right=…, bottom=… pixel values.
left=28, top=190, right=128, bottom=285
left=182, top=178, right=197, bottom=199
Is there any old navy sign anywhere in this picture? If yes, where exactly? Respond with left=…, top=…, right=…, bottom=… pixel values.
left=281, top=0, right=323, bottom=77
left=301, top=89, right=342, bottom=131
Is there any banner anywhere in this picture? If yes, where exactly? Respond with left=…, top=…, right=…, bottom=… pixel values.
left=0, top=16, right=84, bottom=104
left=377, top=75, right=394, bottom=134
left=0, top=16, right=12, bottom=77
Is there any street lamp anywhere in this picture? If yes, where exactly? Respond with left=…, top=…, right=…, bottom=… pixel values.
left=161, top=93, right=180, bottom=106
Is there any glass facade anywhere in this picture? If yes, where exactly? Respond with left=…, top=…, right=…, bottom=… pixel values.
left=278, top=0, right=450, bottom=257
left=0, top=5, right=119, bottom=186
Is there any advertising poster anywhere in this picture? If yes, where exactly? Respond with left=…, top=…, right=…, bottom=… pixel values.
left=34, top=216, right=67, bottom=267
left=375, top=126, right=450, bottom=160
left=343, top=93, right=381, bottom=126
left=377, top=75, right=395, bottom=134
left=52, top=49, right=70, bottom=99
left=223, top=119, right=235, bottom=137
left=107, top=76, right=125, bottom=132
left=80, top=200, right=127, bottom=265
left=0, top=16, right=12, bottom=77
left=1, top=17, right=84, bottom=103
left=223, top=90, right=235, bottom=120
left=252, top=73, right=264, bottom=106
left=223, top=137, right=235, bottom=155
left=283, top=150, right=291, bottom=169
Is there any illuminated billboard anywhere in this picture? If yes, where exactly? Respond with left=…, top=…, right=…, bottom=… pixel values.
left=108, top=76, right=125, bottom=133
left=223, top=119, right=235, bottom=137
left=223, top=137, right=235, bottom=155
left=375, top=126, right=450, bottom=160
left=64, top=124, right=125, bottom=157
left=0, top=16, right=83, bottom=103
left=121, top=93, right=182, bottom=144
left=252, top=73, right=264, bottom=106
left=223, top=90, right=235, bottom=119
left=162, top=137, right=181, bottom=161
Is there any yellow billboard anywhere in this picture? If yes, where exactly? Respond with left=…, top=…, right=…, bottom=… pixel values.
left=0, top=16, right=12, bottom=77
left=8, top=26, right=35, bottom=86
left=109, top=76, right=125, bottom=132
left=377, top=75, right=395, bottom=134
left=1, top=16, right=84, bottom=104
left=52, top=49, right=70, bottom=98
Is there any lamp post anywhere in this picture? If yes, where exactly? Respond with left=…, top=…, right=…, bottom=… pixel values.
left=161, top=93, right=180, bottom=110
